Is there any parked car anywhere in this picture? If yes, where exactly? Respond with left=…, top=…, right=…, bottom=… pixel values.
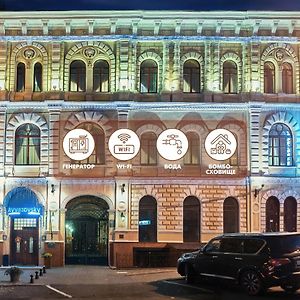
left=177, top=232, right=300, bottom=296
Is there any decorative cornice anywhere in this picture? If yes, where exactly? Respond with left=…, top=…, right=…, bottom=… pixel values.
left=0, top=35, right=298, bottom=43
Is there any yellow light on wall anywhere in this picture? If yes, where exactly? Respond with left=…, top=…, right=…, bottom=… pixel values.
left=251, top=80, right=260, bottom=92
left=0, top=81, right=4, bottom=90
left=52, top=80, right=59, bottom=91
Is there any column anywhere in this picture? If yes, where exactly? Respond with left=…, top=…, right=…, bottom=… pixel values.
left=48, top=106, right=61, bottom=176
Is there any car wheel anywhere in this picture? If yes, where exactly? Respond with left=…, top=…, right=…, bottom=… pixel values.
left=184, top=264, right=196, bottom=284
left=281, top=284, right=299, bottom=294
left=240, top=270, right=264, bottom=296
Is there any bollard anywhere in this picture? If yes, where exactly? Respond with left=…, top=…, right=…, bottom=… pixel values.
left=30, top=274, right=34, bottom=284
left=43, top=266, right=46, bottom=274
left=35, top=271, right=39, bottom=279
left=39, top=269, right=43, bottom=276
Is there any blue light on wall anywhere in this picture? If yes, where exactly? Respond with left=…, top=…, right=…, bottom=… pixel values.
left=4, top=187, right=43, bottom=217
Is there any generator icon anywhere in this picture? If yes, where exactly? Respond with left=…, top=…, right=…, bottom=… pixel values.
left=69, top=135, right=89, bottom=154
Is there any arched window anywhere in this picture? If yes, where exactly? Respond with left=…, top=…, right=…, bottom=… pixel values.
left=266, top=196, right=280, bottom=232
left=223, top=197, right=239, bottom=233
left=77, top=123, right=105, bottom=165
left=183, top=196, right=200, bottom=242
left=282, top=62, right=293, bottom=94
left=139, top=196, right=157, bottom=242
left=183, top=132, right=200, bottom=165
left=16, top=62, right=25, bottom=92
left=223, top=60, right=237, bottom=93
left=140, top=132, right=157, bottom=165
left=268, top=123, right=293, bottom=166
left=69, top=60, right=86, bottom=92
left=140, top=60, right=158, bottom=93
left=15, top=123, right=40, bottom=165
left=284, top=197, right=297, bottom=232
left=33, top=62, right=43, bottom=92
left=224, top=133, right=238, bottom=166
left=183, top=60, right=200, bottom=93
left=264, top=62, right=275, bottom=93
left=93, top=60, right=109, bottom=92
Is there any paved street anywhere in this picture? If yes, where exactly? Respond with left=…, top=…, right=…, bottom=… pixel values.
left=0, top=266, right=298, bottom=299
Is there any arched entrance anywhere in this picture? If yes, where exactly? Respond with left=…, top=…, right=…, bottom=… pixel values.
left=284, top=197, right=297, bottom=232
left=65, top=196, right=109, bottom=265
left=138, top=196, right=157, bottom=242
left=223, top=197, right=239, bottom=233
left=266, top=196, right=280, bottom=232
left=183, top=196, right=200, bottom=242
left=4, top=187, right=43, bottom=265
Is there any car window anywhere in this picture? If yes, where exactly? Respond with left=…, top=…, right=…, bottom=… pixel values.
left=266, top=235, right=300, bottom=255
left=205, top=238, right=221, bottom=253
left=243, top=239, right=265, bottom=254
left=220, top=238, right=243, bottom=253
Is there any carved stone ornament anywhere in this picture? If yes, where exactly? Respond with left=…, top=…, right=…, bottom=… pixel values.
left=275, top=49, right=284, bottom=61
left=23, top=48, right=36, bottom=59
left=84, top=47, right=96, bottom=58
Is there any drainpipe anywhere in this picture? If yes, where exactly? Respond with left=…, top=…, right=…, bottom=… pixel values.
left=246, top=176, right=251, bottom=232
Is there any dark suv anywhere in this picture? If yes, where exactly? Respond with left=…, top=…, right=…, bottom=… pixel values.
left=177, top=232, right=300, bottom=295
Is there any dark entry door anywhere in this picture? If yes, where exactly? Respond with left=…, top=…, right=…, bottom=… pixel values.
left=284, top=197, right=297, bottom=232
left=65, top=217, right=108, bottom=265
left=266, top=197, right=280, bottom=232
left=11, top=218, right=39, bottom=265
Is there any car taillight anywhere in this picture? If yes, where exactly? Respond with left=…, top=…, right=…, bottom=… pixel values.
left=268, top=258, right=291, bottom=267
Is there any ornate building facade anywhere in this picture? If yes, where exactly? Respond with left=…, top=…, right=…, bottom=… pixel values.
left=0, top=10, right=299, bottom=267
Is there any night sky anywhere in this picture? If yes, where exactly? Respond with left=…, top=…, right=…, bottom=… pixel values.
left=1, top=0, right=300, bottom=11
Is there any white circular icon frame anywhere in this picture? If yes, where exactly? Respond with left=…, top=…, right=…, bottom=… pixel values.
left=63, top=128, right=95, bottom=161
left=108, top=129, right=140, bottom=161
left=205, top=129, right=237, bottom=161
left=156, top=129, right=189, bottom=161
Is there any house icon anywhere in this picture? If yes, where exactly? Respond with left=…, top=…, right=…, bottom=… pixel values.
left=210, top=134, right=232, bottom=155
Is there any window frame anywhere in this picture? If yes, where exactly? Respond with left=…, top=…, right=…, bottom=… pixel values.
left=183, top=59, right=201, bottom=93
left=69, top=60, right=86, bottom=92
left=140, top=59, right=158, bottom=93
left=140, top=132, right=157, bottom=166
left=264, top=62, right=276, bottom=94
left=16, top=62, right=26, bottom=92
left=93, top=60, right=110, bottom=93
left=268, top=123, right=293, bottom=167
left=15, top=123, right=41, bottom=165
left=223, top=60, right=238, bottom=94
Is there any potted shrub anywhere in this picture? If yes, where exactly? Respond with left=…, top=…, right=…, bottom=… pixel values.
left=4, top=266, right=23, bottom=282
left=42, top=252, right=53, bottom=268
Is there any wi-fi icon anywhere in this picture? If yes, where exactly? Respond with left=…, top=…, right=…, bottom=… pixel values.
left=118, top=133, right=131, bottom=143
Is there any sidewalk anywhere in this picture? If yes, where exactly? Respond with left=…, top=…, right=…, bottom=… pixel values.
left=0, top=265, right=178, bottom=286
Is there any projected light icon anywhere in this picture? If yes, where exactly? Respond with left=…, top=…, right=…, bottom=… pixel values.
left=109, top=129, right=140, bottom=161
left=157, top=129, right=189, bottom=161
left=118, top=133, right=131, bottom=144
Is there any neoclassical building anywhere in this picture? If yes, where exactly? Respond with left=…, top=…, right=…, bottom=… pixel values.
left=0, top=10, right=299, bottom=268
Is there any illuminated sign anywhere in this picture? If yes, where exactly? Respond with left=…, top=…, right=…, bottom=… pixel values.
left=139, top=220, right=151, bottom=226
left=7, top=207, right=42, bottom=216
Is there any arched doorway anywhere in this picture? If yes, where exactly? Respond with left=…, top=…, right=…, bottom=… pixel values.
left=138, top=196, right=157, bottom=242
left=223, top=197, right=239, bottom=233
left=284, top=197, right=297, bottom=232
left=183, top=196, right=200, bottom=242
left=266, top=196, right=280, bottom=232
left=4, top=187, right=44, bottom=265
left=65, top=196, right=109, bottom=265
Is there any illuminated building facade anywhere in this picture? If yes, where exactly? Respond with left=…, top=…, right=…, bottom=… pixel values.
left=0, top=10, right=299, bottom=267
